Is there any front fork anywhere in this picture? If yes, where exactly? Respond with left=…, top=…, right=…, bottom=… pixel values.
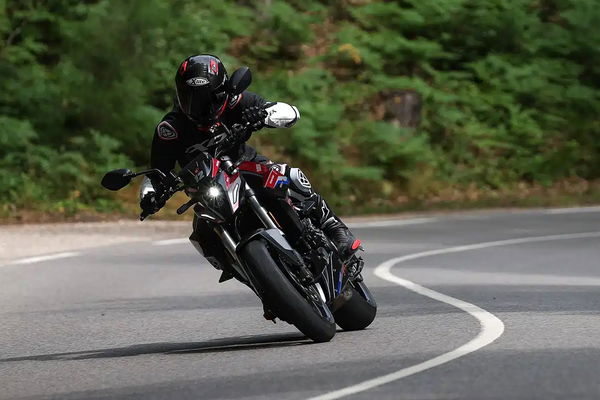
left=214, top=158, right=277, bottom=255
left=210, top=183, right=288, bottom=294
left=212, top=182, right=277, bottom=260
left=244, top=183, right=279, bottom=230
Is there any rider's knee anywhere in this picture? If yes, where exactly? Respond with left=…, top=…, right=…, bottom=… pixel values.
left=287, top=167, right=313, bottom=201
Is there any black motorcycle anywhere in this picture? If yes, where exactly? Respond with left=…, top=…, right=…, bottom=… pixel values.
left=101, top=77, right=376, bottom=343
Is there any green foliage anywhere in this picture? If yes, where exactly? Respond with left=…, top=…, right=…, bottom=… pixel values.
left=0, top=115, right=129, bottom=216
left=327, top=0, right=600, bottom=197
left=1, top=0, right=599, bottom=218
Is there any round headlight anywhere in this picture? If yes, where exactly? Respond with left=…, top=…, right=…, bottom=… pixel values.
left=207, top=186, right=221, bottom=198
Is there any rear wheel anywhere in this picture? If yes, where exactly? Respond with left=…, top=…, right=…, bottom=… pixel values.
left=333, top=281, right=377, bottom=331
left=241, top=239, right=336, bottom=342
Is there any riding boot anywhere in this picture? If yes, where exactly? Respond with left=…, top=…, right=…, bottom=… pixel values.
left=302, top=193, right=361, bottom=261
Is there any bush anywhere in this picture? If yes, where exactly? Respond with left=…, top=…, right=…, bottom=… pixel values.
left=0, top=116, right=130, bottom=216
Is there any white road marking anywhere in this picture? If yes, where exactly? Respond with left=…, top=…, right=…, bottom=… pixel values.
left=309, top=231, right=600, bottom=400
left=153, top=238, right=189, bottom=246
left=544, top=206, right=600, bottom=214
left=12, top=252, right=80, bottom=265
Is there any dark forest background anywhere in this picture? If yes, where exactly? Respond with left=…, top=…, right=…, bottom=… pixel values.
left=1, top=0, right=599, bottom=221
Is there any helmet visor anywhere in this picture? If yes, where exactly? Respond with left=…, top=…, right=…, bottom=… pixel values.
left=177, top=86, right=228, bottom=125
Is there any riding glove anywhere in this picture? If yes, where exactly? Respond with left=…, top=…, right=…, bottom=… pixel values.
left=140, top=191, right=165, bottom=215
left=241, top=106, right=268, bottom=131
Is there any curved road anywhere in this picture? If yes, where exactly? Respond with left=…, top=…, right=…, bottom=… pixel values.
left=1, top=208, right=600, bottom=399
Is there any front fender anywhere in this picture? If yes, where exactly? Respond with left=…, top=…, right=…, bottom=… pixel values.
left=237, top=228, right=304, bottom=268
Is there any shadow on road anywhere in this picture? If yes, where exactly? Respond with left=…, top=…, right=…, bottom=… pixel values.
left=0, top=332, right=310, bottom=363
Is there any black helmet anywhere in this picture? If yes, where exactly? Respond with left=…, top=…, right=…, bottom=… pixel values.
left=175, top=54, right=228, bottom=125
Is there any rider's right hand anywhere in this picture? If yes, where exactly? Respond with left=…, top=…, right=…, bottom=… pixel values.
left=140, top=191, right=165, bottom=216
left=241, top=106, right=268, bottom=131
left=219, top=123, right=247, bottom=150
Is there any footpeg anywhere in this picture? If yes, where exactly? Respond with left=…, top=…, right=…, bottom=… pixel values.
left=218, top=270, right=234, bottom=283
left=263, top=306, right=277, bottom=323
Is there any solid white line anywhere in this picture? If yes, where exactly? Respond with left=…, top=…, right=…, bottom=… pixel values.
left=153, top=238, right=189, bottom=246
left=309, top=231, right=600, bottom=400
left=12, top=252, right=81, bottom=265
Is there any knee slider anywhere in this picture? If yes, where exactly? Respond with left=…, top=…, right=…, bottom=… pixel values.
left=288, top=168, right=313, bottom=201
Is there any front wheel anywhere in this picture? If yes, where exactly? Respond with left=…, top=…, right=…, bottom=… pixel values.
left=241, top=239, right=336, bottom=342
left=333, top=281, right=377, bottom=331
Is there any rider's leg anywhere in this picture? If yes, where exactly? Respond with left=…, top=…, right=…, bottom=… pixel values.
left=285, top=168, right=361, bottom=261
left=243, top=147, right=361, bottom=261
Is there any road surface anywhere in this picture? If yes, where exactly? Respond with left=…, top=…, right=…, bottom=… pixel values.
left=1, top=208, right=599, bottom=399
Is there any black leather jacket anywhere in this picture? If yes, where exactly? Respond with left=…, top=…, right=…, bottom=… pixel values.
left=150, top=91, right=267, bottom=175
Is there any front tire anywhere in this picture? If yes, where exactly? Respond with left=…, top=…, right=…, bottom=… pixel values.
left=241, top=239, right=336, bottom=342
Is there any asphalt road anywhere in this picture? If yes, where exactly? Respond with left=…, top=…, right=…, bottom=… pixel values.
left=1, top=208, right=599, bottom=399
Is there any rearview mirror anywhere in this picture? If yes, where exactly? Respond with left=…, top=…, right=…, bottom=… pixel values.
left=101, top=169, right=134, bottom=191
left=226, top=67, right=252, bottom=95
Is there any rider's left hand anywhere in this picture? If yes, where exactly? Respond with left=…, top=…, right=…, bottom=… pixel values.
left=140, top=191, right=165, bottom=216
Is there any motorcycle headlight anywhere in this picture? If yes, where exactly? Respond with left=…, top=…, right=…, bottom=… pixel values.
left=207, top=186, right=221, bottom=198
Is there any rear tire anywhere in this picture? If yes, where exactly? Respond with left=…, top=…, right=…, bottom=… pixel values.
left=333, top=284, right=377, bottom=331
left=241, top=239, right=336, bottom=343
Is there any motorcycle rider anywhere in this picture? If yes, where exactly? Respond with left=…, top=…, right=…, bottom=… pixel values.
left=140, top=54, right=361, bottom=274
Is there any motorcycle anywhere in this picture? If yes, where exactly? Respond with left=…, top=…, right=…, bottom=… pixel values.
left=101, top=72, right=376, bottom=343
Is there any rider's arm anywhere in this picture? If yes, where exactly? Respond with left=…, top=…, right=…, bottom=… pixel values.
left=231, top=91, right=300, bottom=129
left=142, top=114, right=182, bottom=200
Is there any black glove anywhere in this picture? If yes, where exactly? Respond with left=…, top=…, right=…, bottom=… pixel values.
left=217, top=123, right=245, bottom=151
left=140, top=191, right=165, bottom=216
left=241, top=106, right=268, bottom=131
